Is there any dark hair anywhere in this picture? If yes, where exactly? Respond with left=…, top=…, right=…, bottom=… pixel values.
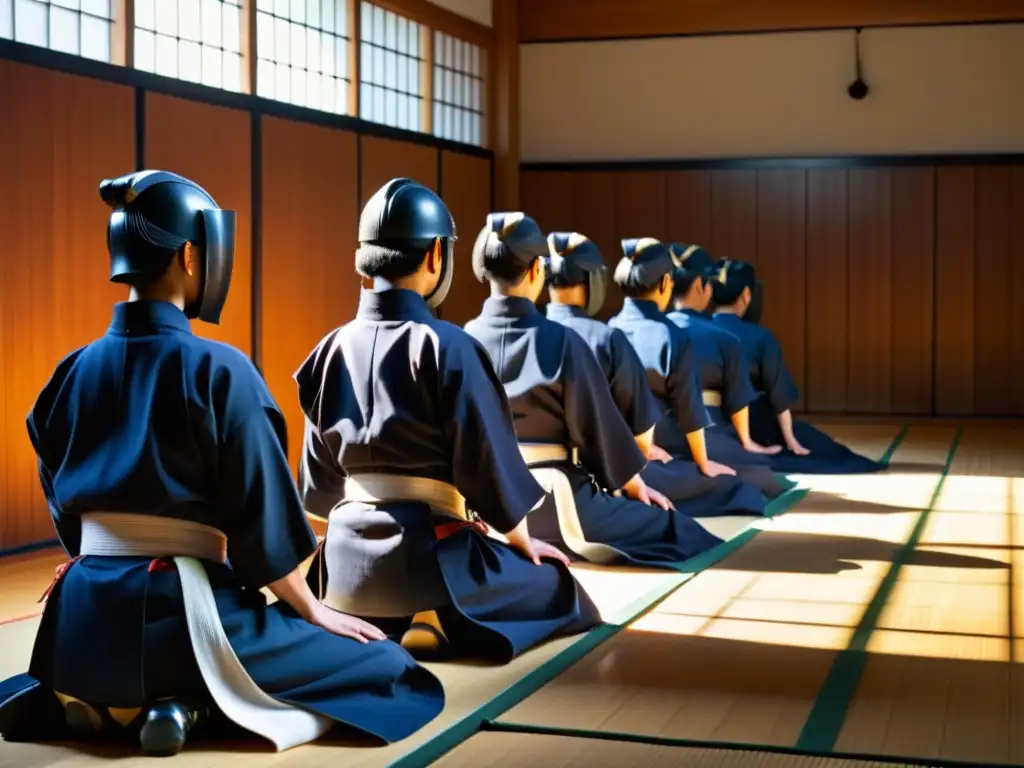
left=670, top=268, right=704, bottom=299
left=472, top=212, right=546, bottom=286
left=475, top=235, right=535, bottom=285
left=355, top=242, right=429, bottom=281
left=710, top=260, right=756, bottom=306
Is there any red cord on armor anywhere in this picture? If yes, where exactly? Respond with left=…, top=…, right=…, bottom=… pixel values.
left=38, top=555, right=83, bottom=603
left=433, top=519, right=489, bottom=541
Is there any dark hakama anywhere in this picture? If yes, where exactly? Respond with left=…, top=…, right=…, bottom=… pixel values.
left=0, top=301, right=443, bottom=746
left=665, top=308, right=795, bottom=497
left=464, top=296, right=725, bottom=567
left=296, top=289, right=599, bottom=664
left=712, top=313, right=885, bottom=474
left=545, top=302, right=766, bottom=516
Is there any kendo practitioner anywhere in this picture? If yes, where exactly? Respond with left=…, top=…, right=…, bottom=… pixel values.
left=295, top=179, right=600, bottom=665
left=710, top=259, right=886, bottom=474
left=0, top=171, right=446, bottom=757
left=607, top=239, right=750, bottom=486
left=463, top=213, right=729, bottom=569
left=663, top=243, right=796, bottom=499
left=543, top=232, right=767, bottom=518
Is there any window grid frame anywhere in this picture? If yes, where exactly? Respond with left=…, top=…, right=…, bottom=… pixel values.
left=254, top=0, right=352, bottom=115
left=133, top=0, right=245, bottom=93
left=430, top=28, right=484, bottom=147
left=5, top=0, right=492, bottom=148
left=2, top=0, right=118, bottom=63
left=356, top=1, right=426, bottom=134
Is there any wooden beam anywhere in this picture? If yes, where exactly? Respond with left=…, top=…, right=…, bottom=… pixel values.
left=111, top=0, right=132, bottom=67
left=369, top=0, right=494, bottom=48
left=518, top=0, right=1024, bottom=43
left=492, top=0, right=517, bottom=209
left=348, top=0, right=360, bottom=116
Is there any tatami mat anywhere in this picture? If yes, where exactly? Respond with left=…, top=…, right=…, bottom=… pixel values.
left=3, top=422, right=1019, bottom=768
left=433, top=731, right=934, bottom=768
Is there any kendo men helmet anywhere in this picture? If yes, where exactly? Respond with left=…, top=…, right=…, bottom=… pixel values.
left=471, top=212, right=548, bottom=285
left=100, top=170, right=236, bottom=325
left=357, top=177, right=457, bottom=308
left=546, top=232, right=608, bottom=317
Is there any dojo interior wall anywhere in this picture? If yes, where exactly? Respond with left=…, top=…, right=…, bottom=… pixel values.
left=0, top=57, right=493, bottom=553
left=518, top=21, right=1024, bottom=420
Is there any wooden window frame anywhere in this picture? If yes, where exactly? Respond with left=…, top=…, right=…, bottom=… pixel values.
left=109, top=0, right=494, bottom=146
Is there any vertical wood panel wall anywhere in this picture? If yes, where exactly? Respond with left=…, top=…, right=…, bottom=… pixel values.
left=521, top=162, right=1024, bottom=418
left=0, top=60, right=494, bottom=552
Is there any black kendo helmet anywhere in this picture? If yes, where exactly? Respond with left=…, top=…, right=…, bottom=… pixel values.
left=100, top=170, right=236, bottom=324
left=357, top=177, right=457, bottom=308
left=546, top=232, right=608, bottom=317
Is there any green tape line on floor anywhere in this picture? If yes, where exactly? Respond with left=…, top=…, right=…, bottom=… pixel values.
left=795, top=426, right=963, bottom=753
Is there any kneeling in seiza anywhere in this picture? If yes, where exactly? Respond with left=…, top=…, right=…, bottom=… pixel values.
left=709, top=259, right=886, bottom=475
left=0, top=171, right=445, bottom=757
left=542, top=232, right=767, bottom=518
left=663, top=243, right=794, bottom=498
left=463, top=213, right=735, bottom=567
left=295, top=179, right=600, bottom=665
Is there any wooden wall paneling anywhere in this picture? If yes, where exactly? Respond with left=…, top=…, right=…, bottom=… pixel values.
left=260, top=117, right=359, bottom=473
left=934, top=166, right=976, bottom=416
left=517, top=0, right=1024, bottom=43
left=845, top=168, right=893, bottom=413
left=971, top=165, right=1014, bottom=416
left=0, top=62, right=133, bottom=550
left=145, top=93, right=252, bottom=356
left=359, top=136, right=439, bottom=205
left=805, top=169, right=849, bottom=413
left=439, top=150, right=493, bottom=326
left=613, top=172, right=667, bottom=242
left=708, top=170, right=757, bottom=262
left=664, top=170, right=712, bottom=248
left=889, top=167, right=935, bottom=415
left=519, top=170, right=574, bottom=233
left=569, top=172, right=620, bottom=319
left=754, top=169, right=807, bottom=412
left=1011, top=167, right=1024, bottom=416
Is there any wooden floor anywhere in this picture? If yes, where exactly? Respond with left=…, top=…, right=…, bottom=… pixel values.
left=0, top=421, right=1021, bottom=768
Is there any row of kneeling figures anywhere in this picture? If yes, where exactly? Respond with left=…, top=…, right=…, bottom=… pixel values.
left=0, top=172, right=886, bottom=756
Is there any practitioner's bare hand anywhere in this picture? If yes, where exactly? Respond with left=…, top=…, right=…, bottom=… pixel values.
left=702, top=460, right=737, bottom=478
left=647, top=444, right=674, bottom=463
left=646, top=487, right=675, bottom=512
left=311, top=603, right=387, bottom=643
left=745, top=441, right=783, bottom=455
left=531, top=539, right=572, bottom=568
left=787, top=440, right=811, bottom=456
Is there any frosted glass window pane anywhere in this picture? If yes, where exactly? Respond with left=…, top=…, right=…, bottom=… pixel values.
left=201, top=0, right=220, bottom=45
left=397, top=53, right=408, bottom=92
left=321, top=76, right=335, bottom=112
left=274, top=0, right=287, bottom=16
left=359, top=2, right=369, bottom=40
left=306, top=71, right=321, bottom=109
left=408, top=21, right=417, bottom=56
left=289, top=0, right=303, bottom=23
left=257, top=57, right=274, bottom=97
left=470, top=45, right=479, bottom=75
left=201, top=43, right=222, bottom=87
left=384, top=88, right=396, bottom=125
left=15, top=0, right=47, bottom=46
left=257, top=11, right=273, bottom=58
left=135, top=0, right=154, bottom=29
left=274, top=15, right=288, bottom=61
left=50, top=6, right=80, bottom=54
left=179, top=39, right=201, bottom=81
left=335, top=0, right=344, bottom=35
left=224, top=51, right=241, bottom=91
left=156, top=33, right=178, bottom=77
left=82, top=0, right=108, bottom=16
left=278, top=62, right=292, bottom=100
left=384, top=9, right=394, bottom=49
left=319, top=29, right=334, bottom=74
left=408, top=55, right=417, bottom=91
left=135, top=28, right=155, bottom=70
left=373, top=84, right=383, bottom=122
left=222, top=2, right=240, bottom=52
left=155, top=0, right=176, bottom=35
left=301, top=24, right=317, bottom=69
left=408, top=99, right=418, bottom=131
left=0, top=0, right=12, bottom=38
left=372, top=44, right=382, bottom=86
left=257, top=0, right=271, bottom=10
left=306, top=0, right=318, bottom=28
left=179, top=0, right=200, bottom=41
left=53, top=0, right=77, bottom=10
left=384, top=50, right=395, bottom=89
left=396, top=16, right=407, bottom=54
left=371, top=5, right=382, bottom=43
left=397, top=93, right=408, bottom=130
left=359, top=39, right=370, bottom=84
left=290, top=66, right=305, bottom=105
left=433, top=102, right=441, bottom=136
left=471, top=79, right=480, bottom=110
left=289, top=20, right=303, bottom=67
